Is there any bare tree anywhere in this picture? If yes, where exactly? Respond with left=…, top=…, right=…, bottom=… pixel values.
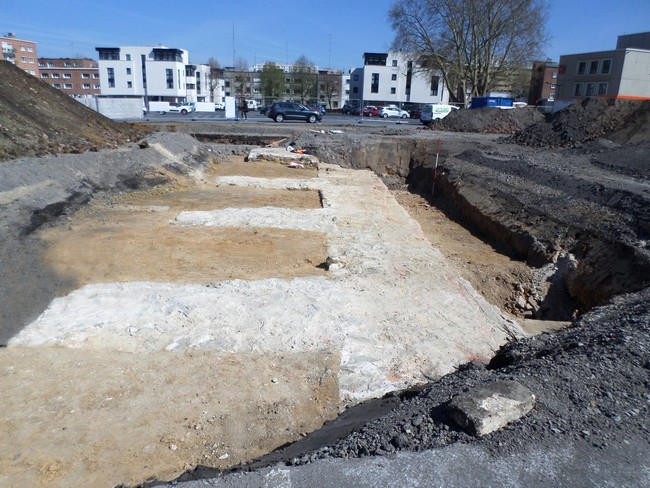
left=233, top=57, right=251, bottom=99
left=207, top=57, right=222, bottom=103
left=319, top=71, right=342, bottom=109
left=389, top=0, right=547, bottom=105
left=290, top=55, right=318, bottom=104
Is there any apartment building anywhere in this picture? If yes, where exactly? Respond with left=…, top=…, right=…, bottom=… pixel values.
left=348, top=52, right=450, bottom=107
left=38, top=58, right=100, bottom=95
left=556, top=32, right=650, bottom=104
left=1, top=32, right=39, bottom=76
left=95, top=45, right=212, bottom=105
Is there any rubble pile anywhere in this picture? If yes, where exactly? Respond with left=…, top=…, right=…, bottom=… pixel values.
left=0, top=61, right=147, bottom=160
left=507, top=98, right=650, bottom=147
left=425, top=106, right=544, bottom=134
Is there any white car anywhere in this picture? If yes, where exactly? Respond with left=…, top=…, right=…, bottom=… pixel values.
left=168, top=103, right=194, bottom=115
left=380, top=106, right=410, bottom=119
left=420, top=104, right=459, bottom=125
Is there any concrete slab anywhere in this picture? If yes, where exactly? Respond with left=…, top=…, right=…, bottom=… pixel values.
left=247, top=146, right=318, bottom=166
left=448, top=380, right=536, bottom=436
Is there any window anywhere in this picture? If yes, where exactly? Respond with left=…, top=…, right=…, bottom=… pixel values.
left=20, top=46, right=26, bottom=51
left=127, top=81, right=132, bottom=88
left=53, top=83, right=61, bottom=89
left=577, top=61, right=586, bottom=75
left=550, top=83, right=557, bottom=89
left=41, top=73, right=49, bottom=78
left=126, top=54, right=131, bottom=61
left=64, top=83, right=72, bottom=89
left=574, top=83, right=583, bottom=96
left=98, top=50, right=120, bottom=60
left=430, top=75, right=439, bottom=96
left=107, top=67, right=115, bottom=88
left=126, top=67, right=131, bottom=75
left=371, top=73, right=379, bottom=93
left=552, top=72, right=558, bottom=79
left=64, top=62, right=71, bottom=67
left=21, top=56, right=26, bottom=62
left=598, top=82, right=608, bottom=95
left=93, top=73, right=99, bottom=78
left=82, top=73, right=90, bottom=79
left=352, top=87, right=358, bottom=94
left=51, top=73, right=60, bottom=78
left=94, top=84, right=100, bottom=89
left=63, top=73, right=71, bottom=78
left=586, top=83, right=595, bottom=96
left=601, top=59, right=611, bottom=74
left=391, top=74, right=397, bottom=81
left=390, top=87, right=396, bottom=94
left=27, top=46, right=33, bottom=52
left=353, top=74, right=359, bottom=81
left=29, top=58, right=34, bottom=63
left=392, top=60, right=398, bottom=67
left=83, top=83, right=91, bottom=89
left=589, top=60, right=598, bottom=74
left=166, top=68, right=174, bottom=89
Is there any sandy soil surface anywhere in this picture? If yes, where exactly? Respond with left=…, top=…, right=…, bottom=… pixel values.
left=1, top=158, right=341, bottom=488
left=1, top=152, right=527, bottom=487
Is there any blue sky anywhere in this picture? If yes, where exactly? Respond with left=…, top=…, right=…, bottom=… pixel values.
left=3, top=0, right=649, bottom=70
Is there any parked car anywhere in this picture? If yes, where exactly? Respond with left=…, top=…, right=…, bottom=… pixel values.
left=305, top=104, right=326, bottom=115
left=419, top=104, right=459, bottom=125
left=358, top=105, right=380, bottom=117
left=380, top=105, right=409, bottom=118
left=259, top=105, right=271, bottom=115
left=342, top=104, right=358, bottom=114
left=168, top=102, right=194, bottom=115
left=409, top=106, right=423, bottom=119
left=214, top=102, right=225, bottom=110
left=267, top=102, right=322, bottom=123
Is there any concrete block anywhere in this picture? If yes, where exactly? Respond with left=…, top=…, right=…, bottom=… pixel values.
left=447, top=380, right=535, bottom=436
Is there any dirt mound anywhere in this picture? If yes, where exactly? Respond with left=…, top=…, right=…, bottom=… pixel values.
left=424, top=106, right=544, bottom=134
left=0, top=60, right=147, bottom=161
left=508, top=98, right=650, bottom=147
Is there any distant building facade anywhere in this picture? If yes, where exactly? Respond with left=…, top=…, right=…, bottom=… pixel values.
left=1, top=32, right=39, bottom=76
left=348, top=52, right=450, bottom=107
left=528, top=60, right=559, bottom=105
left=38, top=58, right=100, bottom=95
left=556, top=32, right=650, bottom=104
left=95, top=45, right=213, bottom=106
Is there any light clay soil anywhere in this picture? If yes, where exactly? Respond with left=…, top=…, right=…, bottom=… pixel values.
left=0, top=156, right=531, bottom=488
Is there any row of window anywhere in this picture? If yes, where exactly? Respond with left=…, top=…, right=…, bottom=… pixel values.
left=41, top=73, right=100, bottom=79
left=576, top=58, right=611, bottom=75
left=574, top=82, right=608, bottom=97
left=20, top=57, right=35, bottom=63
left=51, top=84, right=100, bottom=90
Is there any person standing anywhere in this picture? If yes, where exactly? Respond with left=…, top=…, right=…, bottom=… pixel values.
left=242, top=100, right=249, bottom=120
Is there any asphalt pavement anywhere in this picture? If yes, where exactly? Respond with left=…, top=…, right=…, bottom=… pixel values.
left=141, top=110, right=422, bottom=127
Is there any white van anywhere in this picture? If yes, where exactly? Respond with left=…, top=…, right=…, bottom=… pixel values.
left=246, top=100, right=258, bottom=110
left=420, top=104, right=458, bottom=126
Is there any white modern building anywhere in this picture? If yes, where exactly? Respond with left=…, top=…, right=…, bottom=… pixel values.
left=95, top=45, right=213, bottom=107
left=348, top=52, right=450, bottom=107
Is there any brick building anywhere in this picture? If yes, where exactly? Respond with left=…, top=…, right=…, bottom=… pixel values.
left=528, top=60, right=559, bottom=105
left=38, top=58, right=101, bottom=95
left=1, top=32, right=39, bottom=76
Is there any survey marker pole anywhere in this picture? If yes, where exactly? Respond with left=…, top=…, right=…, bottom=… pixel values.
left=432, top=139, right=441, bottom=196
